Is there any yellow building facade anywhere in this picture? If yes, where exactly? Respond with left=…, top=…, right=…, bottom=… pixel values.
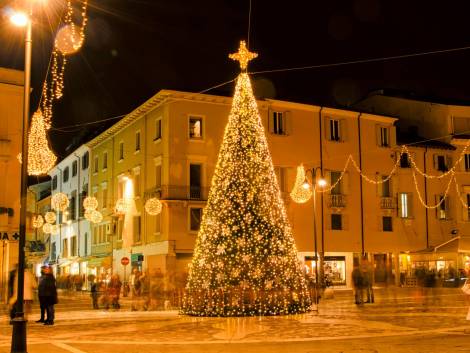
left=85, top=89, right=470, bottom=287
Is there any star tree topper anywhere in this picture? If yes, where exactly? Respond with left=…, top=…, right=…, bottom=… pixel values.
left=229, top=40, right=258, bottom=71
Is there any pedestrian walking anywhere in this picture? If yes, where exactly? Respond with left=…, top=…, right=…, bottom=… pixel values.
left=361, top=260, right=374, bottom=304
left=37, top=266, right=58, bottom=325
left=90, top=281, right=99, bottom=309
left=108, top=275, right=122, bottom=309
left=36, top=266, right=48, bottom=323
left=352, top=264, right=364, bottom=305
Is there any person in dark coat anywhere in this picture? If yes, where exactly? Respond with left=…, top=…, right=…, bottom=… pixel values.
left=90, top=281, right=99, bottom=309
left=36, top=266, right=48, bottom=323
left=352, top=265, right=364, bottom=305
left=37, top=266, right=57, bottom=325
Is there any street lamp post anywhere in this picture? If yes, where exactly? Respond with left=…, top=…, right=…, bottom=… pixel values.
left=10, top=4, right=33, bottom=353
left=291, top=165, right=326, bottom=308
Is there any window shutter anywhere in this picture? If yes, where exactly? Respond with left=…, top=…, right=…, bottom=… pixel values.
left=390, top=126, right=397, bottom=147
left=445, top=196, right=451, bottom=220
left=325, top=170, right=332, bottom=188
left=376, top=174, right=382, bottom=196
left=342, top=214, right=348, bottom=231
left=376, top=125, right=382, bottom=147
left=446, top=156, right=453, bottom=171
left=326, top=213, right=332, bottom=230
left=408, top=193, right=414, bottom=218
left=397, top=193, right=402, bottom=217
left=463, top=196, right=469, bottom=221
left=325, top=117, right=331, bottom=140
left=284, top=111, right=292, bottom=136
left=433, top=155, right=439, bottom=170
left=340, top=119, right=347, bottom=142
left=268, top=109, right=274, bottom=133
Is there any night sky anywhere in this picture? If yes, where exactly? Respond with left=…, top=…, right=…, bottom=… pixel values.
left=2, top=0, right=470, bottom=158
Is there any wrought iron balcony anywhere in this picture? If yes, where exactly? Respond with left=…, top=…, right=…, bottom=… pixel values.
left=328, top=194, right=346, bottom=208
left=144, top=185, right=209, bottom=201
left=380, top=197, right=395, bottom=209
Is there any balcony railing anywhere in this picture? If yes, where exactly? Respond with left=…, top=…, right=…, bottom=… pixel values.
left=380, top=197, right=395, bottom=209
left=144, top=185, right=209, bottom=201
left=328, top=194, right=346, bottom=208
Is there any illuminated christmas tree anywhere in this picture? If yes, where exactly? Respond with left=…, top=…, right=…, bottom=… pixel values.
left=182, top=41, right=311, bottom=316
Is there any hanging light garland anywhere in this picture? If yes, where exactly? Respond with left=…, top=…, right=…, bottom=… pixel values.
left=83, top=196, right=98, bottom=211
left=144, top=198, right=162, bottom=216
left=32, top=215, right=44, bottom=229
left=27, top=111, right=57, bottom=175
left=51, top=192, right=69, bottom=212
left=44, top=211, right=56, bottom=224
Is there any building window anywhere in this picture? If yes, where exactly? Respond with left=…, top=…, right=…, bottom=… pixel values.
left=330, top=171, right=342, bottom=195
left=189, top=117, right=203, bottom=139
left=79, top=190, right=87, bottom=218
left=71, top=236, right=77, bottom=256
left=84, top=233, right=88, bottom=256
left=70, top=192, right=76, bottom=221
left=52, top=176, right=57, bottom=190
left=63, top=167, right=70, bottom=183
left=398, top=192, right=412, bottom=218
left=135, top=131, right=141, bottom=151
left=400, top=153, right=411, bottom=168
left=72, top=161, right=78, bottom=177
left=133, top=216, right=141, bottom=243
left=271, top=111, right=286, bottom=135
left=435, top=155, right=449, bottom=172
left=155, top=214, right=161, bottom=233
left=82, top=152, right=89, bottom=170
left=102, top=188, right=108, bottom=209
left=328, top=119, right=341, bottom=142
left=62, top=238, right=69, bottom=258
left=155, top=119, right=162, bottom=140
left=436, top=195, right=449, bottom=220
left=382, top=216, right=393, bottom=232
left=331, top=214, right=342, bottom=230
left=94, top=156, right=99, bottom=174
left=134, top=172, right=141, bottom=197
left=378, top=126, right=390, bottom=147
left=117, top=218, right=123, bottom=241
left=103, top=152, right=108, bottom=170
left=119, top=142, right=124, bottom=160
left=190, top=207, right=203, bottom=232
left=189, top=163, right=202, bottom=199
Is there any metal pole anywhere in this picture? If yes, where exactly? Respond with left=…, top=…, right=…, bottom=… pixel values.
left=11, top=3, right=32, bottom=352
left=312, top=180, right=319, bottom=307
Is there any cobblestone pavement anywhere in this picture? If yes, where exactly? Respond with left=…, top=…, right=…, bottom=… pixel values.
left=1, top=287, right=470, bottom=352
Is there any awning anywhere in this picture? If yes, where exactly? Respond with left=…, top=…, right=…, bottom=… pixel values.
left=87, top=256, right=112, bottom=268
left=434, top=236, right=470, bottom=253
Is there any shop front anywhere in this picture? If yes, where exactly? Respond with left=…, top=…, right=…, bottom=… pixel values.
left=299, top=252, right=353, bottom=288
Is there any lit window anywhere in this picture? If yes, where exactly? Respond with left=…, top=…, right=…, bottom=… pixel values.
left=190, top=208, right=203, bottom=231
left=189, top=117, right=203, bottom=139
left=399, top=192, right=412, bottom=218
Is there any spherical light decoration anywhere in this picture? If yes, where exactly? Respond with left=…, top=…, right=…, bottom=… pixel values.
left=44, top=211, right=56, bottom=224
left=290, top=165, right=313, bottom=204
left=51, top=224, right=59, bottom=234
left=115, top=198, right=130, bottom=214
left=144, top=198, right=162, bottom=216
left=51, top=192, right=69, bottom=212
left=42, top=223, right=53, bottom=234
left=90, top=210, right=103, bottom=224
left=83, top=196, right=98, bottom=211
left=32, top=215, right=44, bottom=229
left=55, top=24, right=84, bottom=55
left=84, top=209, right=94, bottom=221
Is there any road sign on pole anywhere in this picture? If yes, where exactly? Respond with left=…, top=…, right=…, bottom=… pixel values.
left=121, top=257, right=130, bottom=266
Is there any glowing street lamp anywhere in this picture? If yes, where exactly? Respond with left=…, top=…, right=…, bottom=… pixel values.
left=10, top=11, right=28, bottom=27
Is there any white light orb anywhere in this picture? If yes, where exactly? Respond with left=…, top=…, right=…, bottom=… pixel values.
left=83, top=196, right=98, bottom=210
left=51, top=192, right=69, bottom=212
left=55, top=24, right=83, bottom=55
left=32, top=215, right=44, bottom=229
left=42, top=223, right=53, bottom=234
left=44, top=211, right=56, bottom=224
left=84, top=209, right=93, bottom=221
left=90, top=210, right=103, bottom=224
left=145, top=198, right=162, bottom=216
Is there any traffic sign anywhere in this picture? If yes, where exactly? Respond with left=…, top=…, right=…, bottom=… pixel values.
left=121, top=257, right=130, bottom=266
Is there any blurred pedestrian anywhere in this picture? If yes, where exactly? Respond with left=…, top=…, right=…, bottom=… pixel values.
left=352, top=264, right=364, bottom=305
left=36, top=266, right=49, bottom=323
left=108, top=275, right=122, bottom=309
left=361, top=259, right=374, bottom=304
left=130, top=269, right=141, bottom=311
left=90, top=281, right=99, bottom=309
left=10, top=266, right=37, bottom=322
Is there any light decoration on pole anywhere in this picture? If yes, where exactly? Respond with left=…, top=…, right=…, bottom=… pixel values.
left=182, top=41, right=311, bottom=317
left=115, top=198, right=130, bottom=214
left=27, top=111, right=57, bottom=175
left=51, top=192, right=69, bottom=212
left=44, top=211, right=56, bottom=224
left=89, top=210, right=103, bottom=224
left=42, top=223, right=53, bottom=234
left=84, top=209, right=94, bottom=221
left=32, top=215, right=44, bottom=229
left=290, top=165, right=313, bottom=203
left=83, top=196, right=98, bottom=211
left=144, top=198, right=162, bottom=216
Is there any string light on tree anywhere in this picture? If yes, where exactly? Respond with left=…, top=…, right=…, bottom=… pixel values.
left=144, top=198, right=162, bottom=216
left=44, top=211, right=56, bottom=224
left=182, top=41, right=311, bottom=317
left=51, top=192, right=69, bottom=212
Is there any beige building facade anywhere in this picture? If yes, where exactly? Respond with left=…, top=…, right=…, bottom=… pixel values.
left=82, top=89, right=470, bottom=288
